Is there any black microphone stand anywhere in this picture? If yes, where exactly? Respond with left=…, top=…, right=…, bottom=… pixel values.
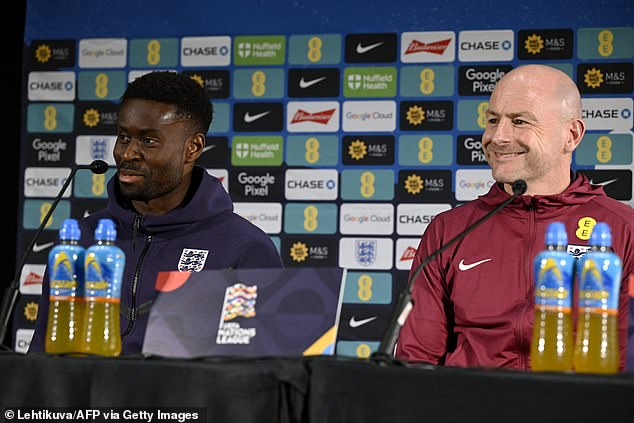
left=372, top=180, right=528, bottom=364
left=0, top=160, right=109, bottom=349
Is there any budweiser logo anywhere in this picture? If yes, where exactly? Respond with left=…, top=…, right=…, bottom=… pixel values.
left=400, top=246, right=417, bottom=261
left=405, top=39, right=451, bottom=55
left=291, top=109, right=336, bottom=125
left=24, top=272, right=43, bottom=286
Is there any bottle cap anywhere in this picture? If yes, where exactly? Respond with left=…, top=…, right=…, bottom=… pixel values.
left=59, top=218, right=81, bottom=241
left=95, top=218, right=117, bottom=242
left=590, top=222, right=612, bottom=247
left=545, top=221, right=567, bottom=246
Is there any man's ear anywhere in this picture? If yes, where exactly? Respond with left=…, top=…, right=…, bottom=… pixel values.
left=186, top=133, right=206, bottom=162
left=564, top=118, right=585, bottom=154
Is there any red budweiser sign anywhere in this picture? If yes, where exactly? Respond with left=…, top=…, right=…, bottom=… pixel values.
left=291, top=108, right=336, bottom=125
left=404, top=38, right=451, bottom=55
left=400, top=246, right=417, bottom=261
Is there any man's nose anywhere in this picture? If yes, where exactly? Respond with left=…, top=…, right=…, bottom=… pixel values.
left=489, top=119, right=513, bottom=145
left=120, top=139, right=142, bottom=160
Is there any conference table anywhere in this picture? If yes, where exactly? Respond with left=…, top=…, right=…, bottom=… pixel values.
left=1, top=351, right=633, bottom=423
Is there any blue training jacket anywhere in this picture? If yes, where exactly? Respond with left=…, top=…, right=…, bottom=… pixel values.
left=29, top=166, right=283, bottom=355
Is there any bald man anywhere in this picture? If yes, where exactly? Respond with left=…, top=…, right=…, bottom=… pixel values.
left=395, top=65, right=634, bottom=371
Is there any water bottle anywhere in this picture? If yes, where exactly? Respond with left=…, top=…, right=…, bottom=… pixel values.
left=45, top=218, right=85, bottom=354
left=80, top=218, right=125, bottom=356
left=573, top=222, right=622, bottom=374
left=530, top=221, right=574, bottom=372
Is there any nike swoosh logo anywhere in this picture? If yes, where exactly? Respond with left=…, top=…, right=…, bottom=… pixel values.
left=33, top=241, right=55, bottom=253
left=356, top=41, right=384, bottom=54
left=244, top=111, right=270, bottom=123
left=458, top=258, right=491, bottom=271
left=589, top=178, right=618, bottom=187
left=83, top=210, right=91, bottom=218
left=299, top=76, right=327, bottom=89
left=202, top=144, right=217, bottom=153
left=349, top=316, right=378, bottom=328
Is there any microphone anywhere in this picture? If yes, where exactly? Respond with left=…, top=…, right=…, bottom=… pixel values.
left=0, top=160, right=109, bottom=349
left=372, top=179, right=527, bottom=363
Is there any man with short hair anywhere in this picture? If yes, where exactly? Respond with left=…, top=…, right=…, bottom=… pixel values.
left=396, top=65, right=634, bottom=370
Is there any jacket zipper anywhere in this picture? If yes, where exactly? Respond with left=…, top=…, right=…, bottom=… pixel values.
left=122, top=215, right=152, bottom=338
left=517, top=198, right=537, bottom=370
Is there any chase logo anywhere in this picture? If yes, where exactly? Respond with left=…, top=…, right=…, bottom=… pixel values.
left=288, top=34, right=342, bottom=65
left=233, top=68, right=284, bottom=99
left=577, top=28, right=634, bottom=60
left=578, top=169, right=632, bottom=201
left=25, top=136, right=73, bottom=166
left=78, top=38, right=126, bottom=68
left=458, top=30, right=514, bottom=62
left=75, top=102, right=118, bottom=134
left=399, top=65, right=455, bottom=97
left=577, top=63, right=633, bottom=94
left=231, top=136, right=283, bottom=166
left=342, top=135, right=394, bottom=165
left=75, top=135, right=116, bottom=166
left=29, top=39, right=75, bottom=69
left=27, top=104, right=74, bottom=133
left=234, top=35, right=286, bottom=65
left=581, top=98, right=633, bottom=130
left=284, top=203, right=338, bottom=234
left=455, top=169, right=495, bottom=202
left=396, top=203, right=451, bottom=235
left=345, top=33, right=397, bottom=63
left=339, top=203, right=394, bottom=235
left=181, top=36, right=231, bottom=67
left=233, top=103, right=284, bottom=132
left=182, top=70, right=230, bottom=99
left=14, top=329, right=35, bottom=354
left=398, top=170, right=452, bottom=202
left=341, top=169, right=394, bottom=201
left=288, top=68, right=340, bottom=98
left=457, top=135, right=488, bottom=165
left=28, top=72, right=75, bottom=101
left=400, top=101, right=453, bottom=131
left=129, top=38, right=178, bottom=68
left=77, top=70, right=127, bottom=101
left=458, top=66, right=512, bottom=96
left=517, top=29, right=573, bottom=60
left=229, top=169, right=283, bottom=201
left=344, top=67, right=397, bottom=97
left=286, top=135, right=339, bottom=167
left=398, top=134, right=453, bottom=166
left=339, top=238, right=393, bottom=270
left=233, top=202, right=282, bottom=234
left=282, top=237, right=337, bottom=267
left=400, top=31, right=456, bottom=63
left=575, top=133, right=633, bottom=166
left=285, top=169, right=338, bottom=200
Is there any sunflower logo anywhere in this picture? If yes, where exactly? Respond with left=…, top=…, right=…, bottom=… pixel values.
left=348, top=140, right=367, bottom=160
left=584, top=68, right=604, bottom=89
left=406, top=105, right=425, bottom=126
left=24, top=301, right=38, bottom=322
left=82, top=108, right=101, bottom=128
left=35, top=44, right=52, bottom=63
left=290, top=242, right=309, bottom=262
left=190, top=73, right=205, bottom=88
left=524, top=34, right=544, bottom=55
left=404, top=174, right=424, bottom=195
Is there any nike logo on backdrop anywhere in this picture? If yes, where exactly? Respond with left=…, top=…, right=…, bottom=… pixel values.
left=458, top=258, right=491, bottom=271
left=243, top=111, right=271, bottom=123
left=349, top=316, right=378, bottom=328
left=299, top=76, right=327, bottom=89
left=33, top=241, right=55, bottom=253
left=202, top=144, right=217, bottom=153
left=356, top=41, right=384, bottom=54
left=589, top=178, right=618, bottom=187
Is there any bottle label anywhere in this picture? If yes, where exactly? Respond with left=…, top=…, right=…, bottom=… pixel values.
left=48, top=247, right=84, bottom=298
left=578, top=252, right=623, bottom=312
left=84, top=249, right=124, bottom=301
left=534, top=253, right=574, bottom=311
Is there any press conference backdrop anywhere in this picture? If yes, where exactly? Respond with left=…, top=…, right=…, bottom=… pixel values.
left=14, top=0, right=634, bottom=355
